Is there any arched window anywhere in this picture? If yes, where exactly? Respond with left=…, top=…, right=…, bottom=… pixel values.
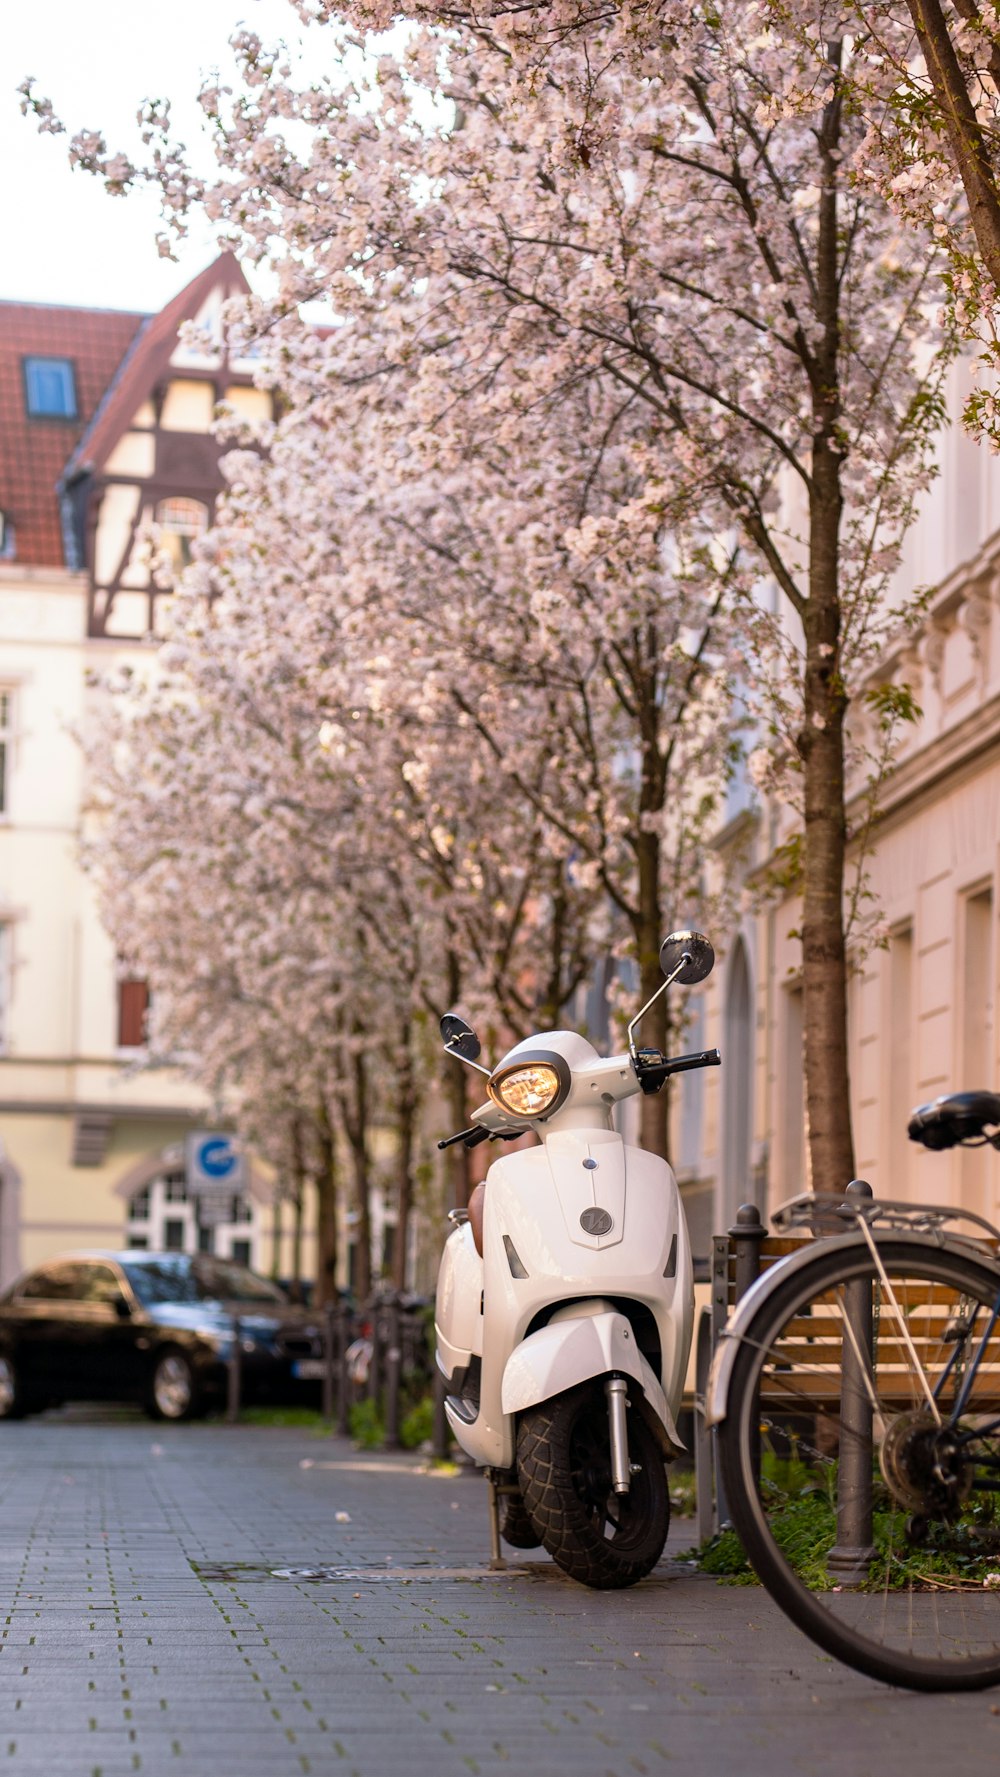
left=155, top=498, right=209, bottom=573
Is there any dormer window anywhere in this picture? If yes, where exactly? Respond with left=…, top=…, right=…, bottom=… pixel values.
left=155, top=497, right=209, bottom=574
left=23, top=357, right=78, bottom=420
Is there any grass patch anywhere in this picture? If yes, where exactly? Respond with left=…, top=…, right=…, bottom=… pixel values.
left=688, top=1474, right=1000, bottom=1592
left=238, top=1406, right=333, bottom=1432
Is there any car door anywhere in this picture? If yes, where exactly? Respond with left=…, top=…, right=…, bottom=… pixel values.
left=14, top=1261, right=89, bottom=1399
left=74, top=1262, right=147, bottom=1399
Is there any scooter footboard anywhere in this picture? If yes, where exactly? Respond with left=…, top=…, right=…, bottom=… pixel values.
left=500, top=1309, right=686, bottom=1458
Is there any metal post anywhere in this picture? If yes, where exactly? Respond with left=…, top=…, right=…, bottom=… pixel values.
left=227, top=1316, right=242, bottom=1424
left=485, top=1469, right=506, bottom=1571
left=730, top=1203, right=767, bottom=1491
left=322, top=1302, right=336, bottom=1421
left=384, top=1299, right=402, bottom=1450
left=730, top=1203, right=767, bottom=1302
left=337, top=1302, right=351, bottom=1438
left=432, top=1366, right=449, bottom=1461
left=710, top=1233, right=732, bottom=1524
left=694, top=1309, right=716, bottom=1543
left=827, top=1180, right=877, bottom=1587
left=367, top=1300, right=382, bottom=1404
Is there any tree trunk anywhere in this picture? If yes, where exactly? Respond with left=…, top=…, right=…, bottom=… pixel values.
left=442, top=948, right=471, bottom=1206
left=313, top=1101, right=339, bottom=1306
left=393, top=1011, right=417, bottom=1293
left=635, top=772, right=669, bottom=1161
left=799, top=66, right=856, bottom=1195
left=907, top=0, right=1000, bottom=290
left=289, top=1116, right=307, bottom=1300
left=339, top=1049, right=373, bottom=1304
left=269, top=1190, right=283, bottom=1281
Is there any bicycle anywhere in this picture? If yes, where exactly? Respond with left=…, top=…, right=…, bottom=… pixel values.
left=705, top=1090, right=1000, bottom=1691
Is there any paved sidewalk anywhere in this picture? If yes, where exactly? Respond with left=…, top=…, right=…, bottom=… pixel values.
left=0, top=1412, right=998, bottom=1777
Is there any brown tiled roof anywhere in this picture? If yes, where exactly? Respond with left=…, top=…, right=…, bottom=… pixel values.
left=0, top=253, right=252, bottom=572
left=0, top=302, right=144, bottom=568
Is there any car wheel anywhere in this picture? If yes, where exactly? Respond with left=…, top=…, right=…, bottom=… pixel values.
left=0, top=1352, right=35, bottom=1420
left=147, top=1350, right=199, bottom=1422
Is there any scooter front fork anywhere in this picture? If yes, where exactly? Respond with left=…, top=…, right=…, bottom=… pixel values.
left=605, top=1375, right=631, bottom=1494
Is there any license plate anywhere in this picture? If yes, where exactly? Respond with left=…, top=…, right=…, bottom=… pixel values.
left=292, top=1359, right=326, bottom=1379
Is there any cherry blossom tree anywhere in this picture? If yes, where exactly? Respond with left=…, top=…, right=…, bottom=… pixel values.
left=30, top=0, right=956, bottom=1194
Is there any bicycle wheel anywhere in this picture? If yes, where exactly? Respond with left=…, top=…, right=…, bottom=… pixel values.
left=717, top=1236, right=1000, bottom=1690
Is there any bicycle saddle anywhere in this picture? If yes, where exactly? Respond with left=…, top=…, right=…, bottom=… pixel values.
left=907, top=1090, right=1000, bottom=1150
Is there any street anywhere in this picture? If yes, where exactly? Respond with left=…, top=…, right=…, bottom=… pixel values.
left=0, top=1413, right=996, bottom=1777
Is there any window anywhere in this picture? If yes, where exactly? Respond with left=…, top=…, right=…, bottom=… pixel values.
left=231, top=1239, right=251, bottom=1268
left=164, top=1219, right=186, bottom=1252
left=164, top=1176, right=187, bottom=1204
left=117, top=977, right=149, bottom=1048
left=19, top=1261, right=86, bottom=1301
left=129, top=1187, right=151, bottom=1221
left=0, top=924, right=9, bottom=1056
left=0, top=511, right=13, bottom=561
left=155, top=498, right=209, bottom=574
left=23, top=356, right=77, bottom=419
left=0, top=690, right=14, bottom=816
left=231, top=1195, right=253, bottom=1224
left=78, top=1264, right=127, bottom=1308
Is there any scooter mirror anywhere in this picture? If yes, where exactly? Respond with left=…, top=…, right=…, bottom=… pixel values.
left=440, top=1011, right=482, bottom=1063
left=659, top=930, right=715, bottom=986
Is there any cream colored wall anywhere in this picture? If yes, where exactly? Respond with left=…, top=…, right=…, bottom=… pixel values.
left=0, top=1112, right=191, bottom=1275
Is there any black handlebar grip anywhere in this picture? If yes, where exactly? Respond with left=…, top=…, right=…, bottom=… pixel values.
left=666, top=1047, right=722, bottom=1076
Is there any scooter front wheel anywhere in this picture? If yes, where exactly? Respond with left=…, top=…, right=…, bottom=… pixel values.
left=516, top=1382, right=669, bottom=1588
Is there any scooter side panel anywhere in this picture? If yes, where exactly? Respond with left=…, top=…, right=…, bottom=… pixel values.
left=434, top=1222, right=484, bottom=1383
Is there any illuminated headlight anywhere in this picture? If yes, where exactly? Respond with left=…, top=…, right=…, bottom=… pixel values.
left=489, top=1063, right=563, bottom=1118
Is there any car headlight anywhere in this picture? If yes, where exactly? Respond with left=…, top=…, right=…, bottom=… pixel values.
left=488, top=1058, right=567, bottom=1118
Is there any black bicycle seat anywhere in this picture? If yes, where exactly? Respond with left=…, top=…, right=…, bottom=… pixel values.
left=907, top=1090, right=1000, bottom=1150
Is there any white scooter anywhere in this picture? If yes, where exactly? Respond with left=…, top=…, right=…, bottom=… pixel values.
left=434, top=931, right=720, bottom=1588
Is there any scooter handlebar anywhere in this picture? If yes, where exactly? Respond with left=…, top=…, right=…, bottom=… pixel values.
left=437, top=1124, right=491, bottom=1151
left=437, top=1125, right=522, bottom=1151
left=633, top=1046, right=721, bottom=1095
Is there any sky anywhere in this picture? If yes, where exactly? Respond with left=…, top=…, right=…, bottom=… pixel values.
left=3, top=0, right=320, bottom=315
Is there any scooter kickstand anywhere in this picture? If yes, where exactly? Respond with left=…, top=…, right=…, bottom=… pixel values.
left=485, top=1469, right=507, bottom=1571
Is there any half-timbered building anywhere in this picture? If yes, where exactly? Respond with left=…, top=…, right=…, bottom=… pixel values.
left=0, top=254, right=276, bottom=1286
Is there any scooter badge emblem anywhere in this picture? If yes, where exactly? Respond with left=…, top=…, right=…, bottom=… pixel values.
left=579, top=1207, right=613, bottom=1236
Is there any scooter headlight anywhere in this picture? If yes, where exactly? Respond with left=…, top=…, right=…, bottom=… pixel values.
left=488, top=1060, right=566, bottom=1119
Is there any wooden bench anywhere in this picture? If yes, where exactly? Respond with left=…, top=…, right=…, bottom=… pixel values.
left=691, top=1203, right=1000, bottom=1553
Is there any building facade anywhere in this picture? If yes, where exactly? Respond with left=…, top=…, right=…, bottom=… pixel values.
left=0, top=256, right=279, bottom=1287
left=676, top=355, right=1000, bottom=1251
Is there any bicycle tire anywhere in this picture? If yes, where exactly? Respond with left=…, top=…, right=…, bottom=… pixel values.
left=717, top=1236, right=1000, bottom=1691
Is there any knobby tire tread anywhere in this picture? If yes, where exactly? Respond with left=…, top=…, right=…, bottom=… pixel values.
left=516, top=1385, right=669, bottom=1590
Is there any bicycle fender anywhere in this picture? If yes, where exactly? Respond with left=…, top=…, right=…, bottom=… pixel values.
left=702, top=1226, right=978, bottom=1429
left=501, top=1308, right=685, bottom=1457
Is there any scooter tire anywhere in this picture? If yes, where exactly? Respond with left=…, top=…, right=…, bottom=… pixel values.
left=516, top=1382, right=669, bottom=1589
left=500, top=1489, right=543, bottom=1551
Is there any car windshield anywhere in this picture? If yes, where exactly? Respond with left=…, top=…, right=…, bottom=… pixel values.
left=121, top=1256, right=287, bottom=1308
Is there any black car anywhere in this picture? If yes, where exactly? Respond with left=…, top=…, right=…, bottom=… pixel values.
left=0, top=1251, right=328, bottom=1421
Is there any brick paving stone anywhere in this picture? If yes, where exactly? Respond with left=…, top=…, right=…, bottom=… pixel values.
left=0, top=1411, right=998, bottom=1776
